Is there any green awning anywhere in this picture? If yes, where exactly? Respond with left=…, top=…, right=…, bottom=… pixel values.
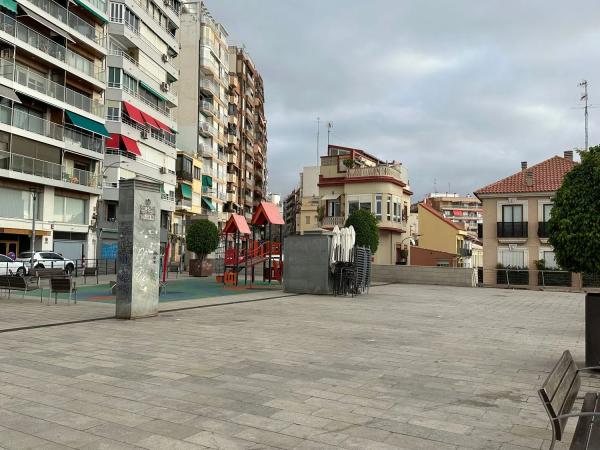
left=201, top=175, right=212, bottom=187
left=73, top=0, right=108, bottom=23
left=202, top=197, right=215, bottom=211
left=0, top=0, right=18, bottom=13
left=180, top=183, right=192, bottom=199
left=65, top=111, right=110, bottom=137
left=139, top=81, right=167, bottom=102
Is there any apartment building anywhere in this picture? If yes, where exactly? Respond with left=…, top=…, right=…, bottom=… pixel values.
left=0, top=0, right=109, bottom=260
left=423, top=192, right=482, bottom=234
left=178, top=2, right=229, bottom=226
left=283, top=188, right=299, bottom=236
left=411, top=202, right=475, bottom=268
left=101, top=0, right=179, bottom=257
left=225, top=46, right=267, bottom=222
left=474, top=151, right=577, bottom=286
left=319, top=145, right=412, bottom=265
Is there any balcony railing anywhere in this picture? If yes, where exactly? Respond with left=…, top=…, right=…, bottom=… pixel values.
left=497, top=221, right=528, bottom=238
left=0, top=13, right=104, bottom=83
left=199, top=78, right=218, bottom=95
left=200, top=100, right=214, bottom=115
left=25, top=0, right=105, bottom=45
left=458, top=247, right=472, bottom=257
left=347, top=165, right=405, bottom=182
left=538, top=221, right=549, bottom=238
left=120, top=114, right=175, bottom=147
left=1, top=59, right=105, bottom=118
left=64, top=127, right=104, bottom=154
left=321, top=216, right=345, bottom=227
left=0, top=150, right=99, bottom=187
left=201, top=186, right=214, bottom=195
left=0, top=104, right=63, bottom=141
left=122, top=84, right=171, bottom=120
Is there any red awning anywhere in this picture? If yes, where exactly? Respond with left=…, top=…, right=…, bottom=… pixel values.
left=251, top=201, right=285, bottom=226
left=223, top=214, right=251, bottom=235
left=122, top=102, right=144, bottom=125
left=154, top=118, right=172, bottom=133
left=140, top=111, right=159, bottom=129
left=106, top=133, right=120, bottom=149
left=121, top=135, right=141, bottom=156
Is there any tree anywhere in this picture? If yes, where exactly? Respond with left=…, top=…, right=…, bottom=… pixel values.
left=345, top=209, right=379, bottom=253
left=186, top=219, right=219, bottom=265
left=548, top=146, right=600, bottom=273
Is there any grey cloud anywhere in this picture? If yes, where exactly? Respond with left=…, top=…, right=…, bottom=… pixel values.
left=207, top=0, right=598, bottom=199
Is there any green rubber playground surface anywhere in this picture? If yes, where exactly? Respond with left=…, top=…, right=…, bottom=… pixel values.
left=57, top=277, right=281, bottom=304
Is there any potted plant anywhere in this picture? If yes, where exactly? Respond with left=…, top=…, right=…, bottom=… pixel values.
left=342, top=158, right=356, bottom=170
left=186, top=219, right=219, bottom=277
left=548, top=146, right=600, bottom=365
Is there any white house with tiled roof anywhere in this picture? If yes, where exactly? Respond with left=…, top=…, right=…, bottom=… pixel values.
left=474, top=151, right=577, bottom=286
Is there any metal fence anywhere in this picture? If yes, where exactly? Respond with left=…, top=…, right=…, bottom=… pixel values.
left=478, top=269, right=600, bottom=289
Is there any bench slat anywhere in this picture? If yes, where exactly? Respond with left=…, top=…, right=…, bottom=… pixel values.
left=543, top=350, right=575, bottom=400
left=553, top=361, right=580, bottom=435
left=574, top=393, right=600, bottom=449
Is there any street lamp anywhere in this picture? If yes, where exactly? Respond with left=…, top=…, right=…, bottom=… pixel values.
left=28, top=186, right=43, bottom=269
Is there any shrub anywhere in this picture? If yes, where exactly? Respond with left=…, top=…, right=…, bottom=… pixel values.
left=186, top=219, right=219, bottom=264
left=345, top=209, right=379, bottom=253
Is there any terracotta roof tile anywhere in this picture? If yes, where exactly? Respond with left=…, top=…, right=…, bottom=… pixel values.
left=475, top=156, right=577, bottom=195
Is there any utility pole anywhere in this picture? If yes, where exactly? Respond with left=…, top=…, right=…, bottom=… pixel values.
left=316, top=117, right=320, bottom=165
left=29, top=187, right=41, bottom=270
left=580, top=80, right=589, bottom=151
left=327, top=121, right=333, bottom=148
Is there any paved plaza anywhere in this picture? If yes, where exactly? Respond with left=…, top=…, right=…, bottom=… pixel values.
left=0, top=283, right=594, bottom=449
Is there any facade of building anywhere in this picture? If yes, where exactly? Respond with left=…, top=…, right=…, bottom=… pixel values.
left=283, top=188, right=299, bottom=236
left=423, top=192, right=482, bottom=234
left=101, top=0, right=180, bottom=256
left=411, top=202, right=476, bottom=267
left=318, top=145, right=412, bottom=265
left=225, top=46, right=267, bottom=222
left=0, top=0, right=110, bottom=260
left=474, top=151, right=577, bottom=286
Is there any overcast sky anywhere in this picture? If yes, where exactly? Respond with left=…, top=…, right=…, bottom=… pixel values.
left=207, top=0, right=595, bottom=200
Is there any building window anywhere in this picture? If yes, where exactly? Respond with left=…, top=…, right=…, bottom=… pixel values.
left=54, top=195, right=86, bottom=225
left=499, top=248, right=526, bottom=268
left=327, top=200, right=340, bottom=217
left=543, top=250, right=558, bottom=269
left=106, top=203, right=117, bottom=222
left=110, top=2, right=124, bottom=21
left=437, top=261, right=450, bottom=267
left=0, top=186, right=39, bottom=219
left=386, top=195, right=391, bottom=221
left=305, top=215, right=310, bottom=224
left=543, top=204, right=553, bottom=223
left=193, top=167, right=201, bottom=179
left=122, top=72, right=137, bottom=96
left=348, top=195, right=359, bottom=216
left=359, top=194, right=371, bottom=212
left=502, top=204, right=523, bottom=222
left=108, top=67, right=121, bottom=88
left=375, top=194, right=382, bottom=220
left=106, top=100, right=120, bottom=121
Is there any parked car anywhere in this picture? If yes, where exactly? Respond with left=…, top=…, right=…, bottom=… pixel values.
left=0, top=254, right=27, bottom=276
left=16, top=252, right=76, bottom=274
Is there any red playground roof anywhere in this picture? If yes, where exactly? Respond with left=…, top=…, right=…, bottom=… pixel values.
left=251, top=201, right=285, bottom=226
left=223, top=214, right=251, bottom=235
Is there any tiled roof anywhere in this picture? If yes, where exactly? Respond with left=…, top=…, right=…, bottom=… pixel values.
left=419, top=202, right=464, bottom=231
left=475, top=156, right=577, bottom=195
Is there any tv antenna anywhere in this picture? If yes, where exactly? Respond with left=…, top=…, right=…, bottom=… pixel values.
left=580, top=80, right=589, bottom=151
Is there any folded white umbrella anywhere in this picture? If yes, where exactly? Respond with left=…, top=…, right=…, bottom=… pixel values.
left=330, top=225, right=340, bottom=265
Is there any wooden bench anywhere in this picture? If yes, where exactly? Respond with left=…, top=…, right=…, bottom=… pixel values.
left=538, top=350, right=600, bottom=449
left=35, top=268, right=67, bottom=279
left=83, top=267, right=98, bottom=284
left=49, top=277, right=77, bottom=305
left=0, top=275, right=42, bottom=301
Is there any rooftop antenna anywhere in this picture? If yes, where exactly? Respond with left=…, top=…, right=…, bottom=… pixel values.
left=327, top=121, right=333, bottom=148
left=580, top=80, right=589, bottom=151
left=316, top=117, right=320, bottom=165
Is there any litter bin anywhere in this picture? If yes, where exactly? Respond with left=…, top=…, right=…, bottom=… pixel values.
left=586, top=293, right=600, bottom=366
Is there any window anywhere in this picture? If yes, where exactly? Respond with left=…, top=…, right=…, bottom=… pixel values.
left=106, top=100, right=120, bottom=121
left=123, top=72, right=137, bottom=96
left=54, top=195, right=86, bottom=224
left=110, top=2, right=124, bottom=21
left=359, top=194, right=371, bottom=212
left=106, top=203, right=117, bottom=222
left=543, top=204, right=553, bottom=223
left=375, top=194, right=382, bottom=220
left=124, top=8, right=139, bottom=30
left=543, top=250, right=558, bottom=269
left=305, top=215, right=310, bottom=224
left=0, top=186, right=40, bottom=219
left=502, top=204, right=523, bottom=222
left=327, top=200, right=340, bottom=217
left=194, top=167, right=201, bottom=179
left=437, top=261, right=450, bottom=267
left=386, top=194, right=391, bottom=221
left=108, top=67, right=121, bottom=88
left=347, top=195, right=359, bottom=216
left=499, top=249, right=526, bottom=268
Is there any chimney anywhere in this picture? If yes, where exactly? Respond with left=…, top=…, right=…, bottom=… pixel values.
left=525, top=170, right=534, bottom=187
left=564, top=150, right=574, bottom=161
left=521, top=161, right=528, bottom=170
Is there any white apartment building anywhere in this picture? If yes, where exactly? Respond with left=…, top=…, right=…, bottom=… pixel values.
left=178, top=2, right=229, bottom=227
left=102, top=0, right=179, bottom=256
left=0, top=0, right=109, bottom=260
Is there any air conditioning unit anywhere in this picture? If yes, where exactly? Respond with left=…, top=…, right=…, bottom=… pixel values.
left=160, top=82, right=170, bottom=92
left=162, top=53, right=169, bottom=63
left=159, top=167, right=167, bottom=174
left=140, top=130, right=149, bottom=139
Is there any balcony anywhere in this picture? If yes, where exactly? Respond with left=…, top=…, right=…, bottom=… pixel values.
left=0, top=13, right=105, bottom=85
left=1, top=59, right=105, bottom=119
left=538, top=222, right=549, bottom=238
left=64, top=127, right=104, bottom=155
left=199, top=78, right=218, bottom=96
left=23, top=0, right=106, bottom=50
left=199, top=121, right=216, bottom=138
left=321, top=216, right=346, bottom=228
left=200, top=57, right=219, bottom=76
left=0, top=103, right=63, bottom=141
left=346, top=165, right=406, bottom=183
left=122, top=84, right=172, bottom=121
left=176, top=170, right=192, bottom=181
left=202, top=186, right=215, bottom=195
left=497, top=221, right=528, bottom=238
left=200, top=100, right=214, bottom=116
left=458, top=247, right=472, bottom=257
left=0, top=150, right=99, bottom=188
left=176, top=198, right=192, bottom=210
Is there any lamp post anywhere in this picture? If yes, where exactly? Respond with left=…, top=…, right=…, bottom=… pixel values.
left=28, top=186, right=42, bottom=270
